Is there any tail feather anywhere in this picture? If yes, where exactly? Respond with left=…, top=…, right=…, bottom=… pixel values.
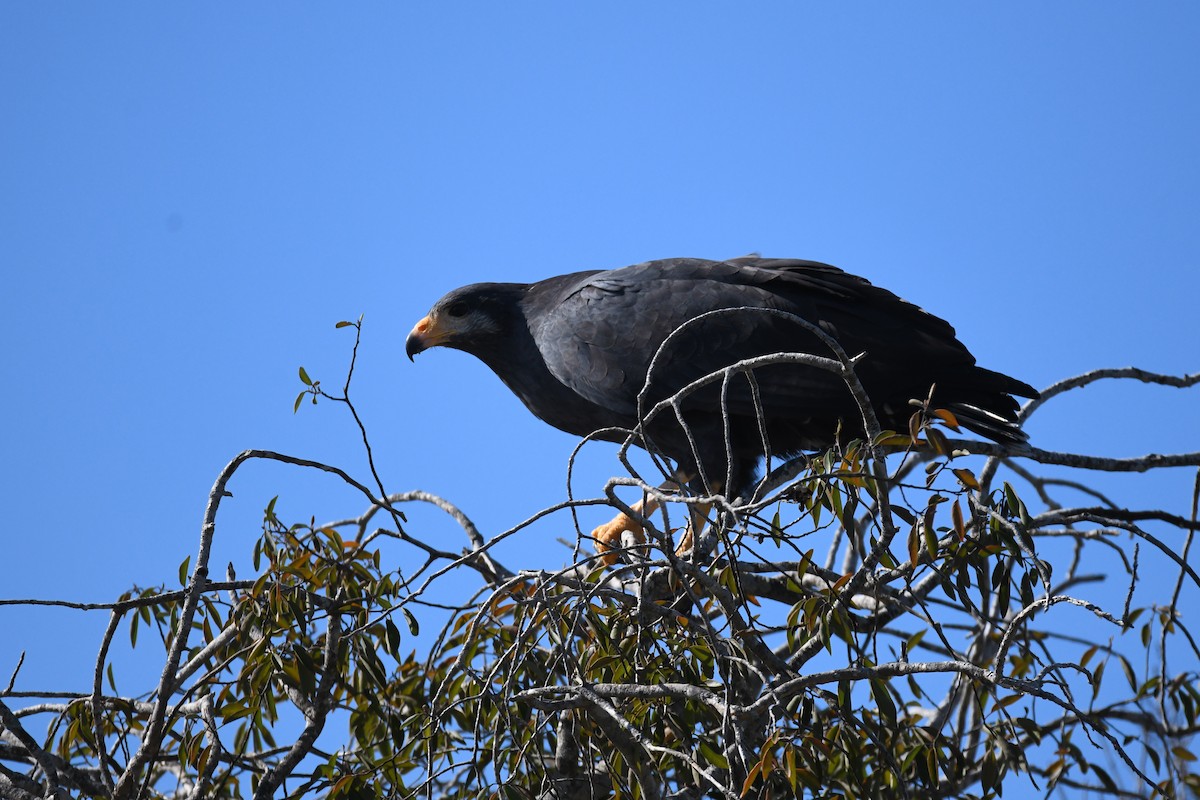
left=933, top=366, right=1038, bottom=446
left=943, top=400, right=1029, bottom=446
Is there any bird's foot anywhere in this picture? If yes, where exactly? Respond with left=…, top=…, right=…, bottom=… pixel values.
left=675, top=524, right=694, bottom=557
left=591, top=512, right=646, bottom=566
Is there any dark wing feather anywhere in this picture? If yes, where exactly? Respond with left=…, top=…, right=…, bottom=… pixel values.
left=534, top=258, right=863, bottom=419
left=533, top=257, right=1033, bottom=444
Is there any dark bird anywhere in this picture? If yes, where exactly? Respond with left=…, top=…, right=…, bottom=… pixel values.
left=406, top=257, right=1036, bottom=553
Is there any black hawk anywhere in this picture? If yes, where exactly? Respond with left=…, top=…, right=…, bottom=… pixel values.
left=406, top=256, right=1036, bottom=557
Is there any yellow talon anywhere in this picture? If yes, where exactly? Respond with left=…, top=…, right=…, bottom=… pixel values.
left=592, top=512, right=646, bottom=566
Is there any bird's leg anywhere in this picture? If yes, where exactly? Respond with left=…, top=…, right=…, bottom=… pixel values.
left=592, top=494, right=662, bottom=566
left=592, top=472, right=715, bottom=565
left=672, top=499, right=711, bottom=558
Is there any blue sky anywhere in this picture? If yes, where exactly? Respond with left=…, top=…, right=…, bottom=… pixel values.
left=2, top=1, right=1198, bottom=747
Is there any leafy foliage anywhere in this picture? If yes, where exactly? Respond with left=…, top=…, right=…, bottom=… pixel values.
left=1, top=325, right=1197, bottom=800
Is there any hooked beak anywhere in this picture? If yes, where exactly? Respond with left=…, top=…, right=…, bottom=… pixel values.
left=405, top=315, right=435, bottom=361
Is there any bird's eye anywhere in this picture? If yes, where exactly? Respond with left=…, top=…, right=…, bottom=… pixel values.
left=446, top=301, right=469, bottom=318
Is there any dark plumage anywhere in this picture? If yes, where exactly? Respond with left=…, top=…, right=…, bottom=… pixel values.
left=406, top=257, right=1036, bottom=500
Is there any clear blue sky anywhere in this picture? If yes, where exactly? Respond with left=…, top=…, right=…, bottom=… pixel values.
left=2, top=3, right=1198, bottom=722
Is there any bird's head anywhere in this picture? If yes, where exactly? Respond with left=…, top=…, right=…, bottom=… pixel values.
left=406, top=283, right=525, bottom=361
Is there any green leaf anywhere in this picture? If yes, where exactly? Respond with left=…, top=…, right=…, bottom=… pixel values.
left=1092, top=659, right=1106, bottom=699
left=179, top=555, right=191, bottom=587
left=1120, top=656, right=1137, bottom=693
left=293, top=391, right=305, bottom=414
left=785, top=745, right=799, bottom=793
left=1172, top=745, right=1197, bottom=762
left=264, top=495, right=279, bottom=525
left=298, top=366, right=313, bottom=386
left=796, top=549, right=813, bottom=581
left=698, top=740, right=729, bottom=770
left=1091, top=764, right=1118, bottom=791
left=402, top=607, right=420, bottom=636
left=293, top=646, right=318, bottom=696
left=221, top=699, right=252, bottom=723
left=384, top=618, right=402, bottom=657
left=1146, top=744, right=1161, bottom=772
left=924, top=522, right=940, bottom=560
left=335, top=320, right=354, bottom=328
left=871, top=678, right=897, bottom=728
left=981, top=751, right=999, bottom=791
left=926, top=427, right=950, bottom=456
left=1003, top=482, right=1020, bottom=515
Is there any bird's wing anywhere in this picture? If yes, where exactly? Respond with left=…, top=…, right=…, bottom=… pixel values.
left=533, top=258, right=889, bottom=420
